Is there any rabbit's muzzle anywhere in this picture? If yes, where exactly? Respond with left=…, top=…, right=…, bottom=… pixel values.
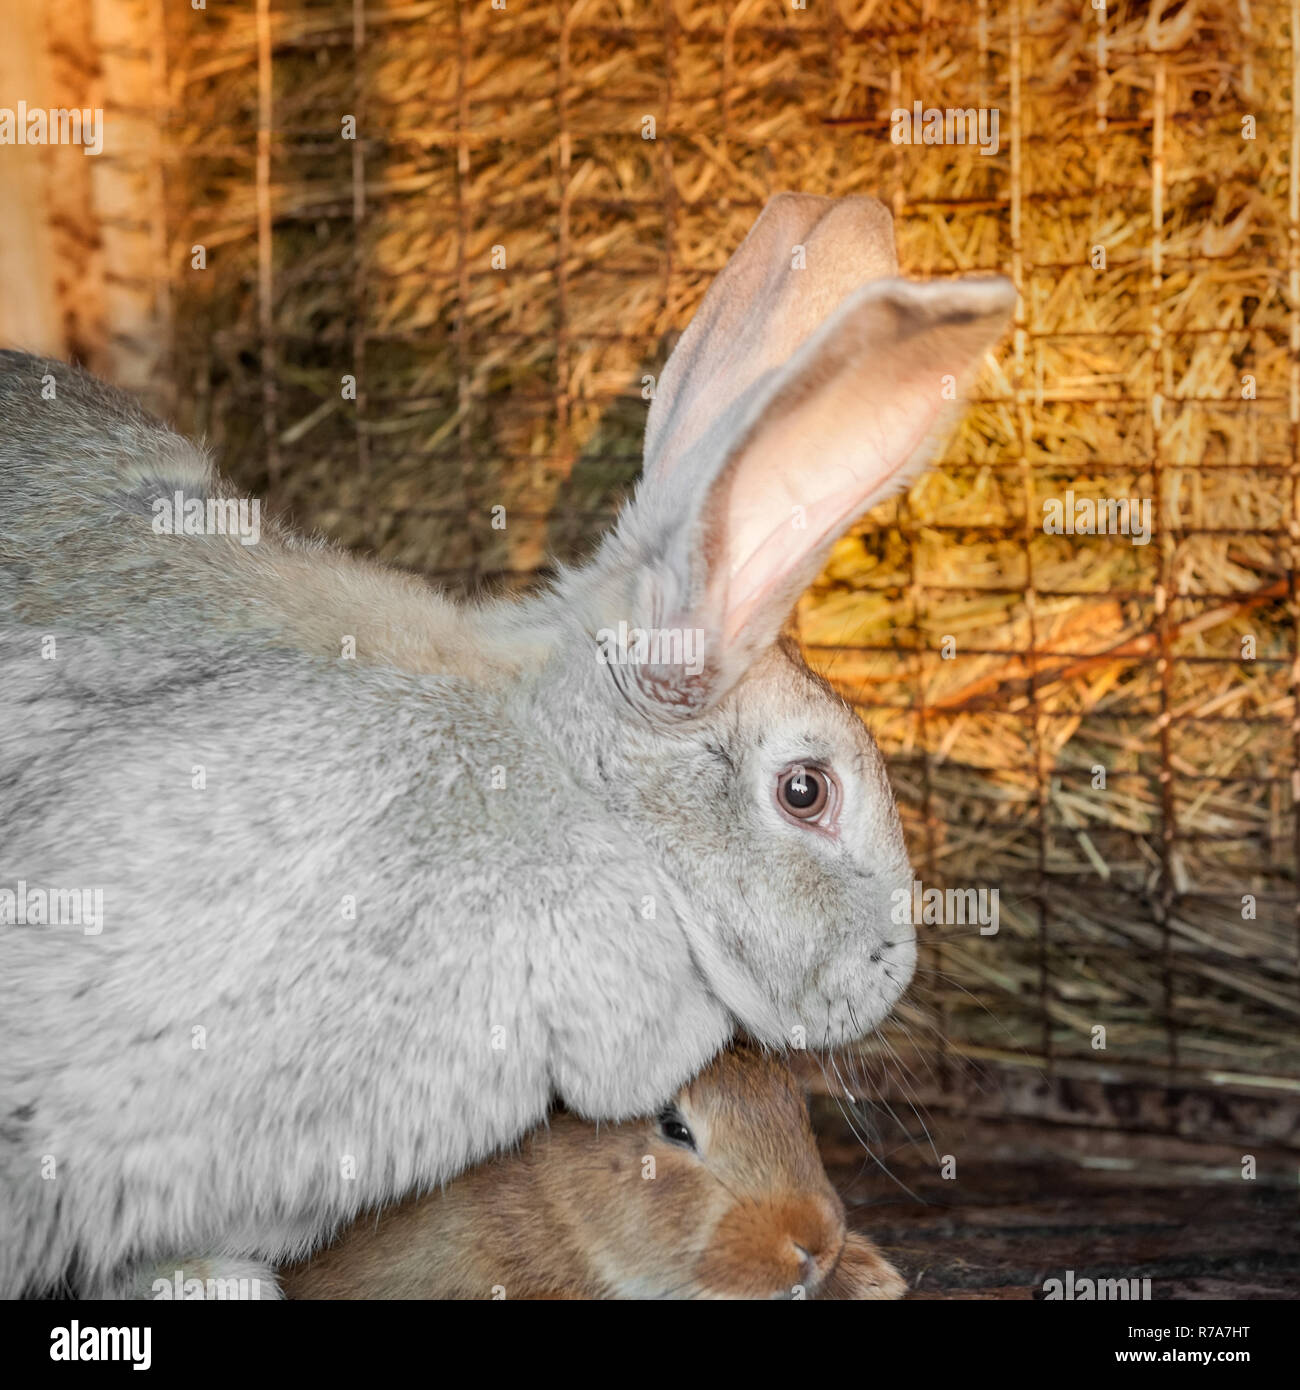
left=692, top=1191, right=846, bottom=1299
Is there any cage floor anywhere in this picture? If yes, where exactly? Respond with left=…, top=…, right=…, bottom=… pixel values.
left=820, top=1103, right=1300, bottom=1301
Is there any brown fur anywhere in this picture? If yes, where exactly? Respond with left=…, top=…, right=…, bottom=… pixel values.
left=280, top=1047, right=907, bottom=1301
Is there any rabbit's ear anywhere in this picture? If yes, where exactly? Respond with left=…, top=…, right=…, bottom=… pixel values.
left=599, top=196, right=1014, bottom=719
left=643, top=195, right=902, bottom=484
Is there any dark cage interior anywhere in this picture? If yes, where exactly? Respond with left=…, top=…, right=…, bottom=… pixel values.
left=5, top=0, right=1299, bottom=1297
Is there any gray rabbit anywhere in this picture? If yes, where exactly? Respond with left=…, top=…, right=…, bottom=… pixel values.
left=0, top=194, right=1013, bottom=1298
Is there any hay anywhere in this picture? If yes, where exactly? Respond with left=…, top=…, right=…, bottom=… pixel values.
left=51, top=0, right=1300, bottom=1088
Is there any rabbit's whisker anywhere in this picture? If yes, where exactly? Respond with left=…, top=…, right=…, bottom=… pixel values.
left=872, top=1033, right=940, bottom=1164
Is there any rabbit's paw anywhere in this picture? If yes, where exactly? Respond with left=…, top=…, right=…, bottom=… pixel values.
left=820, top=1233, right=909, bottom=1301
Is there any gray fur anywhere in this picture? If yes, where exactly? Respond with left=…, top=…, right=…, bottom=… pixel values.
left=0, top=195, right=1012, bottom=1298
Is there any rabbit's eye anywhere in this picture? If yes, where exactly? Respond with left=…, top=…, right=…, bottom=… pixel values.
left=777, top=765, right=831, bottom=822
left=657, top=1107, right=696, bottom=1149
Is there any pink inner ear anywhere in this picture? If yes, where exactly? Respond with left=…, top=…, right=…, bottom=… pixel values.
left=720, top=387, right=940, bottom=645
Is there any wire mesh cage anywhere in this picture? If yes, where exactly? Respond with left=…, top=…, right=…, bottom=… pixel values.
left=14, top=0, right=1300, bottom=1117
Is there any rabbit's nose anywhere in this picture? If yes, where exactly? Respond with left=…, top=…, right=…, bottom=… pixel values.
left=786, top=1198, right=847, bottom=1287
left=791, top=1230, right=837, bottom=1283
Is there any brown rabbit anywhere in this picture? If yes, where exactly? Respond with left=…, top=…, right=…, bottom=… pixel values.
left=280, top=1046, right=907, bottom=1301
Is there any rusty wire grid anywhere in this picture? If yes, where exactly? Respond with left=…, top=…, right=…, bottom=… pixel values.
left=64, top=0, right=1300, bottom=1106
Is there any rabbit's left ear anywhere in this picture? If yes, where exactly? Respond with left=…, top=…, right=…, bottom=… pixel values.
left=691, top=274, right=1013, bottom=656
left=593, top=198, right=1014, bottom=719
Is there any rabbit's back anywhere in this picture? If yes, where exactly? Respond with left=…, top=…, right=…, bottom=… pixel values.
left=0, top=351, right=518, bottom=681
left=0, top=349, right=217, bottom=605
left=0, top=350, right=210, bottom=502
left=0, top=349, right=266, bottom=635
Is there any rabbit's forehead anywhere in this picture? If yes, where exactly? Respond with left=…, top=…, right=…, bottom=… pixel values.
left=672, top=638, right=904, bottom=860
left=681, top=1051, right=810, bottom=1133
left=714, top=641, right=878, bottom=758
left=721, top=673, right=894, bottom=818
left=682, top=1090, right=826, bottom=1188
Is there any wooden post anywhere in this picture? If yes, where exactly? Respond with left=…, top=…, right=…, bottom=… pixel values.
left=0, top=5, right=67, bottom=359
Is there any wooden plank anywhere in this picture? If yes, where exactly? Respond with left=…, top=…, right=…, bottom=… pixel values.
left=818, top=1104, right=1300, bottom=1300
left=0, top=6, right=66, bottom=357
